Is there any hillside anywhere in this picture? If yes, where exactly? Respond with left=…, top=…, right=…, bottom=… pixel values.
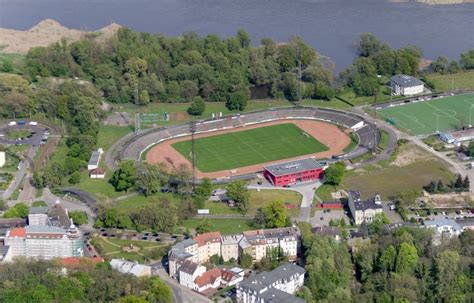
left=0, top=19, right=121, bottom=54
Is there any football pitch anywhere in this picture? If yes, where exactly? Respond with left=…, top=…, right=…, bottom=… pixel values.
left=171, top=123, right=329, bottom=172
left=377, top=93, right=474, bottom=136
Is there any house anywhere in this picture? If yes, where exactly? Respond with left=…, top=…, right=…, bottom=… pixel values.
left=236, top=263, right=305, bottom=303
left=178, top=260, right=206, bottom=289
left=87, top=149, right=103, bottom=170
left=221, top=234, right=243, bottom=262
left=168, top=238, right=199, bottom=278
left=194, top=267, right=222, bottom=294
left=110, top=259, right=151, bottom=277
left=195, top=231, right=221, bottom=264
left=348, top=190, right=383, bottom=225
left=263, top=158, right=325, bottom=187
left=89, top=168, right=106, bottom=179
left=312, top=226, right=341, bottom=241
left=221, top=268, right=244, bottom=287
left=390, top=74, right=424, bottom=96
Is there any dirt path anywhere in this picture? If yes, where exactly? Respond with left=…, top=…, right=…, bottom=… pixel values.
left=146, top=120, right=351, bottom=179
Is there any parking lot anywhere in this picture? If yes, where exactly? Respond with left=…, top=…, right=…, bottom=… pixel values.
left=310, top=208, right=351, bottom=226
left=94, top=228, right=181, bottom=244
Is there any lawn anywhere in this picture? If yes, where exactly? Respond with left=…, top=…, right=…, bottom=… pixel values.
left=6, top=129, right=31, bottom=140
left=425, top=71, right=474, bottom=91
left=0, top=150, right=20, bottom=172
left=113, top=192, right=181, bottom=211
left=377, top=93, right=474, bottom=135
left=181, top=218, right=255, bottom=235
left=204, top=189, right=302, bottom=217
left=75, top=170, right=124, bottom=201
left=91, top=237, right=168, bottom=263
left=171, top=123, right=328, bottom=172
left=97, top=125, right=134, bottom=151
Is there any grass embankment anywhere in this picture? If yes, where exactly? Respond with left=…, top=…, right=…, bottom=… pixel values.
left=181, top=218, right=254, bottom=235
left=172, top=123, right=328, bottom=172
left=91, top=237, right=169, bottom=263
left=425, top=71, right=474, bottom=91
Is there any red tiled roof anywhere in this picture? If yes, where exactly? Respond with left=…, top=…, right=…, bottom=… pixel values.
left=221, top=268, right=237, bottom=282
left=9, top=227, right=26, bottom=238
left=194, top=231, right=221, bottom=246
left=194, top=268, right=221, bottom=287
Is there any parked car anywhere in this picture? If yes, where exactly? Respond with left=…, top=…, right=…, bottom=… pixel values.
left=17, top=121, right=26, bottom=125
left=8, top=121, right=16, bottom=126
left=29, top=121, right=38, bottom=126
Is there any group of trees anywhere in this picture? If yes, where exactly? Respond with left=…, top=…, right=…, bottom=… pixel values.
left=340, top=33, right=422, bottom=96
left=253, top=200, right=291, bottom=229
left=424, top=174, right=470, bottom=194
left=0, top=259, right=173, bottom=302
left=298, top=222, right=473, bottom=302
left=226, top=180, right=250, bottom=215
left=430, top=49, right=474, bottom=74
left=24, top=28, right=335, bottom=110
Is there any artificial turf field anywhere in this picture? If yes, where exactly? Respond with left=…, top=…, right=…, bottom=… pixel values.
left=377, top=93, right=474, bottom=136
left=171, top=123, right=329, bottom=172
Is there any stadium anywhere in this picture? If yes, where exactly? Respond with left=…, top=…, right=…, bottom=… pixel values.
left=117, top=107, right=380, bottom=179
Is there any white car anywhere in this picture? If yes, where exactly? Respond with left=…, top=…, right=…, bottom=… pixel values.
left=8, top=121, right=16, bottom=126
left=29, top=121, right=38, bottom=126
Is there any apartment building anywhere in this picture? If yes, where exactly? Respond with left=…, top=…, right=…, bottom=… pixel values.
left=221, top=234, right=243, bottom=262
left=236, top=263, right=305, bottom=303
left=168, top=238, right=199, bottom=278
left=195, top=231, right=221, bottom=263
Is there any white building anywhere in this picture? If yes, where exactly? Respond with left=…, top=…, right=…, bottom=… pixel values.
left=4, top=225, right=83, bottom=260
left=110, top=259, right=151, bottom=277
left=236, top=263, right=305, bottom=303
left=0, top=151, right=5, bottom=168
left=168, top=238, right=199, bottom=278
left=178, top=260, right=206, bottom=290
left=28, top=207, right=49, bottom=226
left=423, top=218, right=463, bottom=246
left=87, top=149, right=102, bottom=170
left=89, top=168, right=106, bottom=179
left=221, top=234, right=243, bottom=262
left=194, top=231, right=221, bottom=264
left=348, top=190, right=384, bottom=225
left=390, top=74, right=424, bottom=96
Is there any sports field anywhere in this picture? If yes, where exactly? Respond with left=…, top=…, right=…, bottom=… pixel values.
left=377, top=93, right=474, bottom=135
left=171, top=123, right=329, bottom=172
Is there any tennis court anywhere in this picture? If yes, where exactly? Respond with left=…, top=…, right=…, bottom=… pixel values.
left=377, top=93, right=474, bottom=135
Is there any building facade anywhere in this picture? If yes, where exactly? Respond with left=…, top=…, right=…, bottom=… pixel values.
left=195, top=232, right=221, bottom=264
left=221, top=234, right=243, bottom=262
left=263, top=158, right=325, bottom=187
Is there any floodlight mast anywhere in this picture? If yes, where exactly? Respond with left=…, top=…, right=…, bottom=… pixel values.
left=190, top=120, right=197, bottom=193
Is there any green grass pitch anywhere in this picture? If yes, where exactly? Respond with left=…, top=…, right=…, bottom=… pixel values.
left=377, top=93, right=474, bottom=136
left=171, top=123, right=329, bottom=172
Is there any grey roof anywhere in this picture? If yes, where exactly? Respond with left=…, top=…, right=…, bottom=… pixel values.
left=350, top=190, right=383, bottom=211
left=25, top=225, right=66, bottom=234
left=239, top=263, right=305, bottom=292
left=29, top=207, right=49, bottom=214
left=390, top=74, right=424, bottom=88
left=264, top=158, right=324, bottom=177
left=0, top=218, right=27, bottom=228
left=260, top=288, right=305, bottom=303
left=88, top=151, right=101, bottom=166
left=221, top=234, right=243, bottom=245
left=169, top=238, right=197, bottom=260
left=312, top=226, right=341, bottom=237
left=0, top=245, right=10, bottom=259
left=179, top=260, right=200, bottom=275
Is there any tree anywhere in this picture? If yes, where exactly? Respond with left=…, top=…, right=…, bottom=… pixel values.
left=226, top=180, right=250, bottom=215
left=148, top=276, right=173, bottom=303
left=187, top=97, right=206, bottom=116
left=196, top=218, right=214, bottom=234
left=434, top=250, right=467, bottom=302
left=236, top=28, right=251, bottom=48
left=357, top=33, right=382, bottom=57
left=109, top=160, right=137, bottom=192
left=135, top=162, right=167, bottom=196
left=437, top=179, right=445, bottom=192
left=262, top=201, right=288, bottom=228
left=226, top=91, right=248, bottom=111
left=453, top=174, right=464, bottom=189
left=195, top=178, right=212, bottom=199
left=395, top=242, right=418, bottom=274
left=69, top=211, right=88, bottom=226
left=460, top=49, right=474, bottom=70
left=324, top=162, right=346, bottom=186
left=3, top=203, right=29, bottom=218
left=378, top=244, right=396, bottom=272
left=240, top=253, right=253, bottom=268
left=430, top=56, right=449, bottom=74
left=32, top=172, right=45, bottom=188
left=468, top=140, right=474, bottom=156
left=463, top=175, right=470, bottom=189
left=69, top=171, right=81, bottom=184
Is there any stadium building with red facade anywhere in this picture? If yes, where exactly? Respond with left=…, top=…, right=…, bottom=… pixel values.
left=263, top=158, right=325, bottom=187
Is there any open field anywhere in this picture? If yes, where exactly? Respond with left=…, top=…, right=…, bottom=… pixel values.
left=204, top=189, right=302, bottom=217
left=425, top=71, right=474, bottom=91
left=377, top=93, right=474, bottom=135
left=181, top=218, right=254, bottom=235
left=171, top=123, right=328, bottom=172
left=97, top=125, right=133, bottom=151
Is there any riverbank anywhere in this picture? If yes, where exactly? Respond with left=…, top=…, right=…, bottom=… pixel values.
left=0, top=19, right=121, bottom=54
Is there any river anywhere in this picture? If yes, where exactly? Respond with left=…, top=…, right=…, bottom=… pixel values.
left=1, top=0, right=473, bottom=71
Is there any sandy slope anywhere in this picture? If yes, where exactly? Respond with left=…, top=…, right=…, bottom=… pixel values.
left=0, top=19, right=121, bottom=54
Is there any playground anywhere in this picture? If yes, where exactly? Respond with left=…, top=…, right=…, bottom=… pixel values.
left=377, top=93, right=474, bottom=136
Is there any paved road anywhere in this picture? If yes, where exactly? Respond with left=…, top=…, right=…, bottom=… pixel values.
left=156, top=268, right=212, bottom=303
left=1, top=146, right=34, bottom=201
